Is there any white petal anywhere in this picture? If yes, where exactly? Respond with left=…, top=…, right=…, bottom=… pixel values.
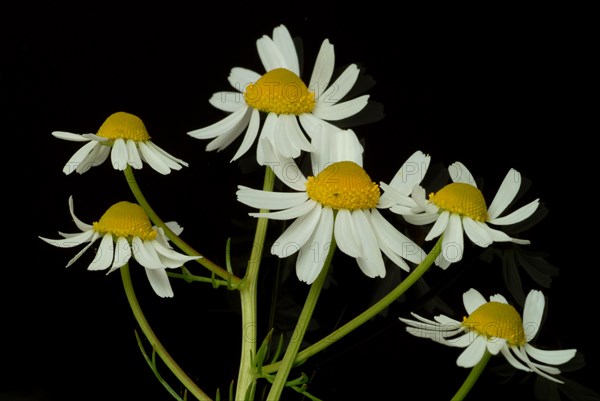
left=333, top=209, right=363, bottom=258
left=487, top=168, right=521, bottom=219
left=399, top=317, right=442, bottom=331
left=187, top=105, right=250, bottom=140
left=445, top=332, right=476, bottom=348
left=462, top=218, right=493, bottom=248
left=501, top=347, right=532, bottom=372
left=456, top=335, right=487, bottom=367
left=209, top=91, right=246, bottom=113
left=489, top=199, right=540, bottom=225
left=272, top=24, right=299, bottom=75
left=441, top=214, right=464, bottom=263
left=67, top=196, right=93, bottom=231
left=434, top=254, right=452, bottom=270
left=125, top=139, right=143, bottom=169
left=237, top=185, right=308, bottom=210
left=132, top=237, right=166, bottom=269
left=164, top=221, right=184, bottom=236
left=231, top=108, right=261, bottom=162
left=352, top=210, right=386, bottom=278
left=64, top=233, right=101, bottom=267
left=481, top=225, right=513, bottom=242
left=402, top=210, right=440, bottom=225
left=385, top=150, right=431, bottom=195
left=523, top=289, right=545, bottom=341
left=251, top=199, right=316, bottom=221
left=75, top=144, right=109, bottom=174
left=369, top=209, right=425, bottom=264
left=153, top=239, right=200, bottom=268
left=52, top=131, right=93, bottom=142
left=138, top=141, right=171, bottom=174
left=108, top=236, right=132, bottom=273
left=144, top=268, right=174, bottom=298
left=87, top=234, right=115, bottom=271
left=310, top=127, right=363, bottom=171
left=144, top=141, right=188, bottom=168
left=449, top=162, right=477, bottom=187
left=275, top=114, right=312, bottom=157
left=424, top=211, right=448, bottom=241
left=524, top=344, right=576, bottom=365
left=463, top=288, right=487, bottom=315
left=110, top=138, right=128, bottom=171
left=271, top=204, right=322, bottom=258
left=256, top=34, right=286, bottom=72
left=308, top=39, right=334, bottom=97
left=38, top=230, right=95, bottom=248
left=296, top=206, right=334, bottom=284
left=316, top=63, right=359, bottom=104
left=486, top=337, right=507, bottom=355
left=61, top=141, right=98, bottom=175
left=228, top=67, right=261, bottom=91
left=258, top=138, right=307, bottom=191
left=513, top=346, right=565, bottom=383
left=298, top=112, right=336, bottom=140
left=489, top=294, right=508, bottom=304
left=273, top=115, right=301, bottom=159
left=312, top=95, right=369, bottom=121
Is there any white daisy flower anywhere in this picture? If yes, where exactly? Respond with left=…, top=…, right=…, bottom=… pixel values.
left=382, top=161, right=540, bottom=268
left=399, top=288, right=577, bottom=384
left=188, top=24, right=370, bottom=165
left=39, top=196, right=200, bottom=298
left=236, top=127, right=427, bottom=284
left=53, top=111, right=188, bottom=175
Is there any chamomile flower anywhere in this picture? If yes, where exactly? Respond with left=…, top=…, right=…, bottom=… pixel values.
left=383, top=161, right=540, bottom=268
left=399, top=288, right=577, bottom=383
left=39, top=196, right=199, bottom=298
left=188, top=24, right=370, bottom=165
left=53, top=111, right=188, bottom=175
left=236, top=127, right=427, bottom=284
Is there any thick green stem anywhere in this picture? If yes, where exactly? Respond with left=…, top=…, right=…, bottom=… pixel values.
left=266, top=238, right=336, bottom=401
left=120, top=264, right=212, bottom=401
left=262, top=235, right=443, bottom=374
left=450, top=349, right=492, bottom=401
left=235, top=167, right=275, bottom=400
left=123, top=166, right=240, bottom=285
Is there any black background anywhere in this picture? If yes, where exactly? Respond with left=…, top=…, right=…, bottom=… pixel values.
left=3, top=2, right=598, bottom=401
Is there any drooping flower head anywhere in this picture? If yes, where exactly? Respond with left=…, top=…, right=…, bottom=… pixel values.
left=188, top=24, right=370, bottom=165
left=382, top=161, right=540, bottom=268
left=39, top=196, right=199, bottom=297
left=53, top=111, right=188, bottom=175
left=236, top=126, right=427, bottom=284
left=400, top=288, right=577, bottom=383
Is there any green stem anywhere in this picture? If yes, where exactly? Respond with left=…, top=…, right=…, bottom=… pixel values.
left=450, top=349, right=491, bottom=401
left=235, top=166, right=275, bottom=400
left=262, top=235, right=443, bottom=374
left=123, top=166, right=240, bottom=286
left=120, top=264, right=212, bottom=401
left=266, top=238, right=336, bottom=401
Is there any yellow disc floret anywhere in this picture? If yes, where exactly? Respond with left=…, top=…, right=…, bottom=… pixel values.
left=93, top=201, right=157, bottom=241
left=97, top=111, right=151, bottom=142
left=305, top=161, right=380, bottom=210
left=244, top=68, right=315, bottom=115
left=429, top=182, right=488, bottom=221
left=462, top=301, right=526, bottom=346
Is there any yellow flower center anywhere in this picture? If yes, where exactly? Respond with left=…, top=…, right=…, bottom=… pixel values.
left=96, top=111, right=151, bottom=142
left=462, top=301, right=526, bottom=346
left=243, top=68, right=315, bottom=115
left=93, top=201, right=157, bottom=241
left=305, top=161, right=380, bottom=210
left=428, top=182, right=488, bottom=221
